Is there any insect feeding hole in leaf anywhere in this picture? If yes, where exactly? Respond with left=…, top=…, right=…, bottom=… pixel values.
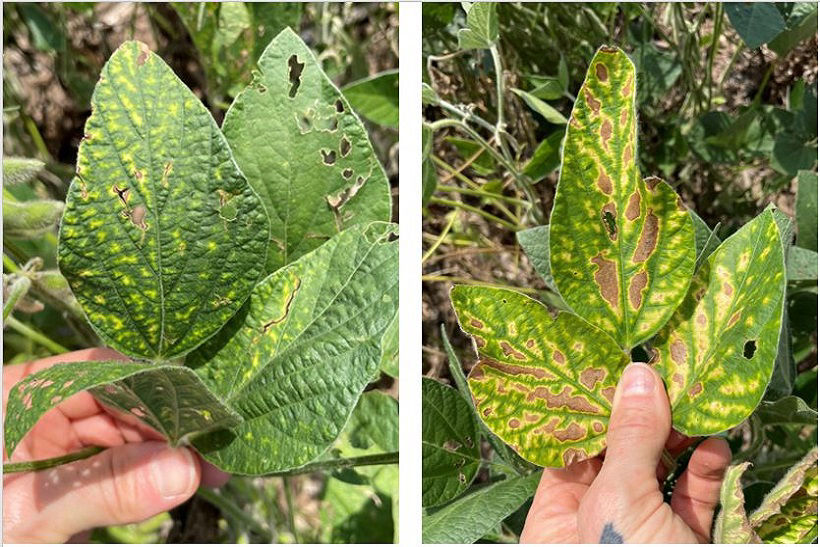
left=744, top=339, right=757, bottom=360
left=287, top=53, right=304, bottom=98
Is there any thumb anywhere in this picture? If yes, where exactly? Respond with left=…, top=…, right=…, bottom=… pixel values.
left=5, top=441, right=200, bottom=543
left=599, top=362, right=671, bottom=485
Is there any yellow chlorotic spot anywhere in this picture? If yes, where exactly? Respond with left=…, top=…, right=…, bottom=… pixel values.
left=208, top=241, right=217, bottom=251
left=94, top=295, right=106, bottom=304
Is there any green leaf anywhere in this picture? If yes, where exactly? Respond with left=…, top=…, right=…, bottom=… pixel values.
left=751, top=447, right=818, bottom=543
left=512, top=88, right=567, bottom=125
left=788, top=246, right=818, bottom=281
left=796, top=170, right=817, bottom=251
left=755, top=396, right=818, bottom=426
left=522, top=131, right=563, bottom=181
left=5, top=360, right=241, bottom=456
left=17, top=3, right=64, bottom=52
left=422, top=472, right=541, bottom=544
left=342, top=70, right=399, bottom=129
left=725, top=3, right=786, bottom=49
left=3, top=199, right=64, bottom=239
left=516, top=225, right=556, bottom=291
left=379, top=310, right=399, bottom=378
left=557, top=55, right=569, bottom=91
left=713, top=462, right=759, bottom=543
left=457, top=2, right=499, bottom=50
left=444, top=136, right=496, bottom=176
left=222, top=28, right=391, bottom=273
left=451, top=285, right=630, bottom=467
left=529, top=78, right=565, bottom=101
left=57, top=41, right=269, bottom=361
left=188, top=222, right=399, bottom=474
left=690, top=209, right=722, bottom=267
left=768, top=3, right=819, bottom=57
left=3, top=157, right=44, bottom=185
left=653, top=211, right=786, bottom=436
left=422, top=82, right=439, bottom=105
left=422, top=377, right=481, bottom=508
left=550, top=46, right=696, bottom=349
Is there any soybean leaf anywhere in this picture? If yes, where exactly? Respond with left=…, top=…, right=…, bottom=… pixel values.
left=342, top=70, right=399, bottom=129
left=512, top=88, right=567, bottom=125
left=751, top=447, right=818, bottom=542
left=713, top=462, right=759, bottom=543
left=173, top=2, right=302, bottom=100
left=3, top=199, right=64, bottom=239
left=796, top=170, right=818, bottom=251
left=756, top=396, right=818, bottom=426
left=379, top=310, right=399, bottom=378
left=422, top=377, right=481, bottom=508
left=422, top=472, right=541, bottom=544
left=653, top=211, right=786, bottom=436
left=2, top=157, right=44, bottom=185
left=768, top=3, right=819, bottom=57
left=522, top=131, right=563, bottom=181
left=451, top=285, right=629, bottom=468
left=725, top=3, right=786, bottom=49
left=188, top=222, right=399, bottom=474
left=5, top=360, right=241, bottom=456
left=550, top=46, right=696, bottom=349
left=58, top=41, right=269, bottom=361
left=444, top=137, right=496, bottom=176
left=223, top=28, right=391, bottom=273
left=422, top=82, right=439, bottom=105
left=788, top=246, right=818, bottom=281
left=516, top=225, right=556, bottom=292
left=457, top=2, right=498, bottom=50
left=690, top=209, right=722, bottom=266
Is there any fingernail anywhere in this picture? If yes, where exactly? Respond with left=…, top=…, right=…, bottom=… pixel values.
left=620, top=363, right=655, bottom=396
left=151, top=447, right=196, bottom=499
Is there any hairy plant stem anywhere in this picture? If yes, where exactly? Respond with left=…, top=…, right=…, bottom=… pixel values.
left=6, top=316, right=69, bottom=354
left=263, top=451, right=399, bottom=477
left=282, top=476, right=300, bottom=543
left=3, top=253, right=21, bottom=273
left=4, top=445, right=104, bottom=473
left=3, top=276, right=31, bottom=322
left=704, top=3, right=723, bottom=108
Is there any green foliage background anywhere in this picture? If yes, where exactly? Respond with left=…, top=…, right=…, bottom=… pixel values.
left=3, top=2, right=398, bottom=543
left=422, top=2, right=817, bottom=543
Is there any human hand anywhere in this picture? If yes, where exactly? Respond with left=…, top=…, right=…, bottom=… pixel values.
left=3, top=348, right=230, bottom=543
left=521, top=363, right=732, bottom=543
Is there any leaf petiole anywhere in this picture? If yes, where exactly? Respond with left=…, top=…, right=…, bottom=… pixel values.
left=4, top=445, right=105, bottom=474
left=262, top=451, right=399, bottom=477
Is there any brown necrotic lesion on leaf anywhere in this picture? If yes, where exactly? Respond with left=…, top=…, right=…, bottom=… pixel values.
left=261, top=277, right=302, bottom=333
left=597, top=172, right=613, bottom=195
left=579, top=368, right=606, bottom=390
left=590, top=252, right=619, bottom=309
left=625, top=190, right=640, bottom=220
left=632, top=210, right=659, bottom=263
left=628, top=270, right=648, bottom=309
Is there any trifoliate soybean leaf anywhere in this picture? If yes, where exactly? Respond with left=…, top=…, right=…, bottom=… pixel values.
left=653, top=211, right=786, bottom=436
left=422, top=472, right=541, bottom=544
left=3, top=157, right=44, bottom=185
left=725, top=2, right=786, bottom=49
left=713, top=462, right=760, bottom=543
left=3, top=199, right=64, bottom=239
left=796, top=170, right=818, bottom=251
left=756, top=396, right=818, bottom=426
left=223, top=28, right=391, bottom=273
left=188, top=222, right=399, bottom=474
left=5, top=360, right=241, bottom=456
left=516, top=225, right=556, bottom=291
left=58, top=41, right=269, bottom=361
left=550, top=46, right=696, bottom=350
left=788, top=246, right=818, bottom=281
left=422, top=377, right=481, bottom=508
left=772, top=132, right=818, bottom=176
left=342, top=70, right=399, bottom=129
left=451, top=285, right=630, bottom=468
left=512, top=88, right=567, bottom=125
left=751, top=447, right=818, bottom=543
left=457, top=1, right=498, bottom=50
